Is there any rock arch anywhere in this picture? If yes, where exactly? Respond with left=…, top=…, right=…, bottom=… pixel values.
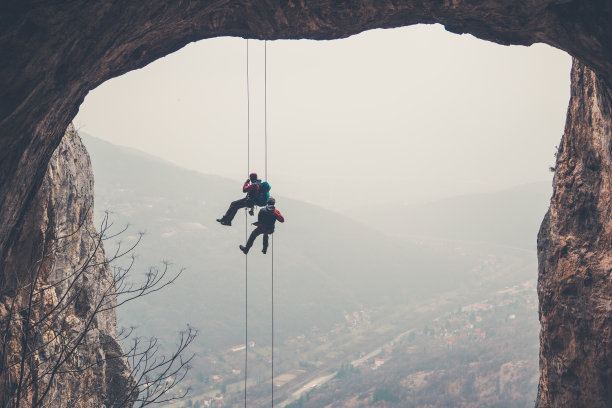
left=0, top=2, right=610, bottom=407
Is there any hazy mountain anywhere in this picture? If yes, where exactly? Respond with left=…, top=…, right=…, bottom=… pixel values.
left=81, top=133, right=477, bottom=352
left=347, top=182, right=552, bottom=250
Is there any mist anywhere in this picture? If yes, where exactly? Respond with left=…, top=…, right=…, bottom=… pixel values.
left=75, top=24, right=571, bottom=210
left=74, top=23, right=571, bottom=407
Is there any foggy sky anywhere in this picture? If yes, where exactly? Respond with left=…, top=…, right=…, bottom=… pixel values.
left=75, top=24, right=571, bottom=210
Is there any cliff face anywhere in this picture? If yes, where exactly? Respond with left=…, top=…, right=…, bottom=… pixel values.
left=537, top=60, right=612, bottom=407
left=0, top=2, right=611, bottom=407
left=0, top=125, right=134, bottom=407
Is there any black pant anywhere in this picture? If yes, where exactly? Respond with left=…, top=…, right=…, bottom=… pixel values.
left=245, top=226, right=273, bottom=252
left=222, top=197, right=253, bottom=222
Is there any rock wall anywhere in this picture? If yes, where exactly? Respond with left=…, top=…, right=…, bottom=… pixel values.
left=537, top=60, right=612, bottom=407
left=1, top=1, right=611, bottom=265
left=0, top=1, right=611, bottom=407
left=0, top=125, right=134, bottom=407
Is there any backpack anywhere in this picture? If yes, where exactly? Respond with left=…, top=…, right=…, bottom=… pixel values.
left=253, top=181, right=270, bottom=207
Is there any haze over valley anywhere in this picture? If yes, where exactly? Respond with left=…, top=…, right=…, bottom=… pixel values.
left=73, top=22, right=570, bottom=408
left=84, top=133, right=548, bottom=407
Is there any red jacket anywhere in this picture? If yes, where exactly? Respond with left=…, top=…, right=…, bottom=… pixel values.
left=243, top=180, right=260, bottom=198
left=272, top=209, right=285, bottom=223
left=242, top=182, right=259, bottom=201
left=255, top=206, right=284, bottom=231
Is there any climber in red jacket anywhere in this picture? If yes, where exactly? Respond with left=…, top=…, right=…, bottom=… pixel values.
left=240, top=197, right=284, bottom=255
left=217, top=172, right=264, bottom=226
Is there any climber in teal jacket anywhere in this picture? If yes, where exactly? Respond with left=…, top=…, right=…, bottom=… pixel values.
left=217, top=173, right=270, bottom=226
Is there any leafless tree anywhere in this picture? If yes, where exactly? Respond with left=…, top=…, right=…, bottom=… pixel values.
left=0, top=210, right=196, bottom=407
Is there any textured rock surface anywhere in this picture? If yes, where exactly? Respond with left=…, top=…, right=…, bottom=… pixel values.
left=0, top=125, right=134, bottom=407
left=0, top=1, right=610, bottom=407
left=1, top=0, right=612, bottom=264
left=537, top=60, right=612, bottom=408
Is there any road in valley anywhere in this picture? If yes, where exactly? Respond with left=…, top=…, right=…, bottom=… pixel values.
left=276, top=328, right=416, bottom=407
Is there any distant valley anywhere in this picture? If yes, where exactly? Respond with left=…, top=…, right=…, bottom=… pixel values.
left=84, top=133, right=482, bottom=348
left=82, top=133, right=545, bottom=407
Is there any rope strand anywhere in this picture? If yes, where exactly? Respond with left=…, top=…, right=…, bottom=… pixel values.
left=271, top=234, right=274, bottom=407
left=244, top=38, right=250, bottom=408
left=247, top=39, right=251, bottom=177
left=244, top=231, right=248, bottom=408
left=264, top=40, right=268, bottom=182
left=264, top=39, right=274, bottom=407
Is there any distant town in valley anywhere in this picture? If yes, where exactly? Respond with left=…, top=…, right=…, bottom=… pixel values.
left=168, top=280, right=538, bottom=407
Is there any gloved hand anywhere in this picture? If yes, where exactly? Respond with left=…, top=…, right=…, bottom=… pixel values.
left=245, top=179, right=251, bottom=184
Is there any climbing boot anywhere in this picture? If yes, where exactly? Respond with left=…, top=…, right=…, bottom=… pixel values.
left=262, top=247, right=267, bottom=254
left=217, top=218, right=231, bottom=226
left=240, top=245, right=249, bottom=254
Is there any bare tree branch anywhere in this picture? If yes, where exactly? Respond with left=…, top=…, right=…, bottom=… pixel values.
left=1, top=211, right=196, bottom=408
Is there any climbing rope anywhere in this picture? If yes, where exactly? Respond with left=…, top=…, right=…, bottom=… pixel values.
left=271, top=233, right=275, bottom=407
left=265, top=40, right=268, bottom=182
left=243, top=39, right=275, bottom=408
left=244, top=38, right=250, bottom=408
left=265, top=40, right=275, bottom=407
